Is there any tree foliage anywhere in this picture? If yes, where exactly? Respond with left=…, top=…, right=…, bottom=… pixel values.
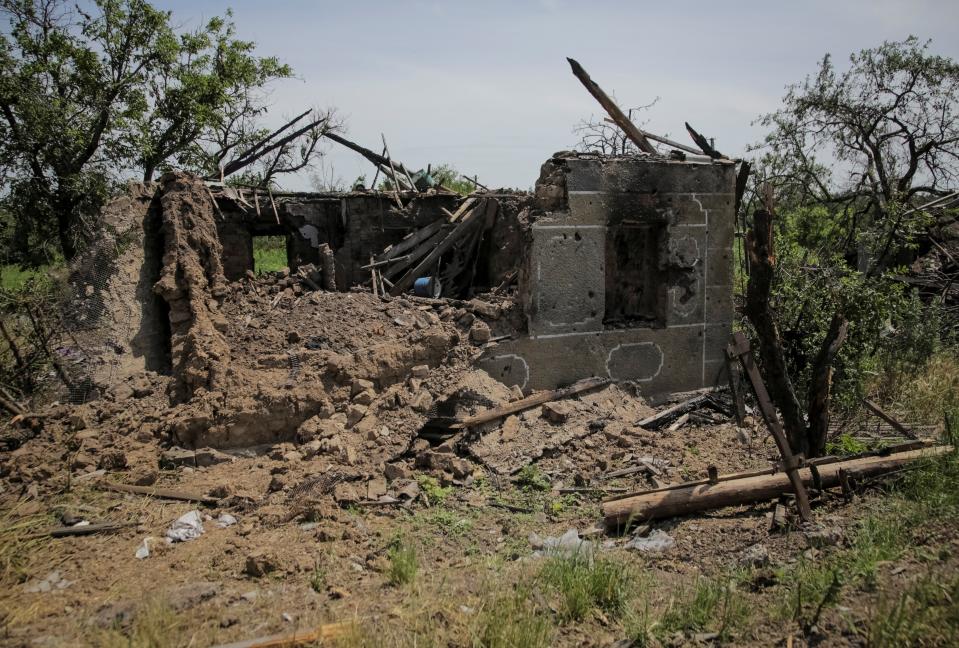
left=753, top=37, right=959, bottom=271
left=0, top=0, right=327, bottom=264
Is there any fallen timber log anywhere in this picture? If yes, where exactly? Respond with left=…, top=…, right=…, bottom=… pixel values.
left=446, top=376, right=609, bottom=430
left=602, top=445, right=952, bottom=529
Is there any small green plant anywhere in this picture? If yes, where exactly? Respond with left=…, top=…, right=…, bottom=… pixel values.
left=825, top=433, right=869, bottom=456
left=516, top=465, right=550, bottom=492
left=539, top=553, right=634, bottom=622
left=387, top=539, right=418, bottom=586
left=422, top=509, right=473, bottom=537
left=416, top=475, right=453, bottom=505
left=309, top=562, right=326, bottom=593
left=474, top=590, right=552, bottom=648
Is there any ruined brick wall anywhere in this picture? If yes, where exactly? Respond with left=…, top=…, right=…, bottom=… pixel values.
left=480, top=153, right=737, bottom=398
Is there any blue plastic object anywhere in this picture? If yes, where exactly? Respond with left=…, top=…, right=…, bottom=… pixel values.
left=413, top=276, right=441, bottom=298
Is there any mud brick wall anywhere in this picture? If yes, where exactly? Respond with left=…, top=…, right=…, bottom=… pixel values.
left=215, top=193, right=457, bottom=288
left=479, top=154, right=737, bottom=399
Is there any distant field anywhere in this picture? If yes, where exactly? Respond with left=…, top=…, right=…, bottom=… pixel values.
left=0, top=264, right=55, bottom=293
left=253, top=236, right=288, bottom=274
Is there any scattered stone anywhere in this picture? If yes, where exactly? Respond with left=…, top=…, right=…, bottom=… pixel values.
left=268, top=475, right=287, bottom=493
left=351, top=378, right=374, bottom=396
left=98, top=449, right=127, bottom=470
left=468, top=298, right=501, bottom=320
left=384, top=463, right=412, bottom=481
left=333, top=482, right=360, bottom=506
left=245, top=551, right=279, bottom=578
left=346, top=405, right=368, bottom=427
left=542, top=402, right=571, bottom=424
left=469, top=321, right=491, bottom=344
left=130, top=378, right=154, bottom=398
left=352, top=390, right=374, bottom=406
left=804, top=526, right=843, bottom=549
left=501, top=415, right=520, bottom=442
left=166, top=581, right=219, bottom=611
left=411, top=364, right=430, bottom=378
left=366, top=477, right=388, bottom=500
left=410, top=390, right=433, bottom=412
left=739, top=543, right=770, bottom=568
left=131, top=469, right=158, bottom=486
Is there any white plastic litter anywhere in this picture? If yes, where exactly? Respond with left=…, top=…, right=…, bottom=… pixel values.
left=215, top=513, right=237, bottom=528
left=134, top=537, right=157, bottom=559
left=165, top=510, right=204, bottom=543
left=624, top=529, right=675, bottom=553
left=529, top=528, right=595, bottom=558
left=24, top=571, right=72, bottom=592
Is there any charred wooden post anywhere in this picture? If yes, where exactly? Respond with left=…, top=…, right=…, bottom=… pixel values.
left=728, top=332, right=814, bottom=523
left=566, top=58, right=657, bottom=154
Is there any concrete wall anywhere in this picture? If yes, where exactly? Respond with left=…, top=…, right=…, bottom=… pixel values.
left=479, top=154, right=737, bottom=399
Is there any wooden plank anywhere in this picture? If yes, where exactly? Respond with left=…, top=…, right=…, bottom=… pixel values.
left=448, top=377, right=609, bottom=429
left=28, top=522, right=133, bottom=539
left=566, top=58, right=657, bottom=154
left=389, top=198, right=484, bottom=296
left=602, top=445, right=952, bottom=528
left=636, top=394, right=709, bottom=429
left=382, top=229, right=449, bottom=282
left=728, top=331, right=813, bottom=522
left=380, top=218, right=447, bottom=261
left=100, top=482, right=218, bottom=505
left=862, top=398, right=917, bottom=439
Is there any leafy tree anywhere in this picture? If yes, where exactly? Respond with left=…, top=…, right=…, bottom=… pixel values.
left=0, top=0, right=325, bottom=264
left=753, top=37, right=959, bottom=272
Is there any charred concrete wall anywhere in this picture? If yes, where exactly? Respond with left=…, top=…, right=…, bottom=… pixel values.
left=479, top=153, right=736, bottom=398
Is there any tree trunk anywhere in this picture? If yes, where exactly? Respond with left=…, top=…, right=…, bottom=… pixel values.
left=602, top=446, right=950, bottom=527
left=744, top=209, right=809, bottom=454
left=806, top=314, right=849, bottom=456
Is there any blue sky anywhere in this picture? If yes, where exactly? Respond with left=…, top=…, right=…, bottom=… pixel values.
left=157, top=1, right=959, bottom=190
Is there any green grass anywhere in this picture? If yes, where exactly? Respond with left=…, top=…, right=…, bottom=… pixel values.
left=866, top=572, right=959, bottom=647
left=474, top=590, right=552, bottom=648
left=387, top=539, right=418, bottom=587
left=538, top=554, right=636, bottom=622
left=252, top=236, right=287, bottom=274
left=419, top=509, right=474, bottom=537
left=310, top=562, right=326, bottom=593
left=657, top=576, right=750, bottom=641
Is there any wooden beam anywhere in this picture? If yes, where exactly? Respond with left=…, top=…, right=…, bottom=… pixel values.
left=447, top=377, right=609, bottom=429
left=389, top=198, right=482, bottom=296
left=602, top=446, right=952, bottom=528
left=636, top=394, right=711, bottom=429
left=862, top=398, right=917, bottom=439
left=566, top=58, right=657, bottom=155
left=100, top=482, right=219, bottom=505
left=728, top=332, right=813, bottom=522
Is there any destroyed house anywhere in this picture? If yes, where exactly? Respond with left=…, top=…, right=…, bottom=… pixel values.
left=207, top=151, right=736, bottom=399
